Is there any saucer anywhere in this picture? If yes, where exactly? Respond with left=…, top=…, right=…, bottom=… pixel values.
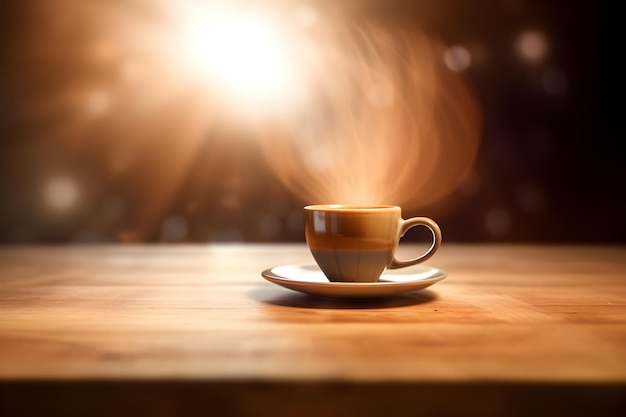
left=261, top=264, right=447, bottom=299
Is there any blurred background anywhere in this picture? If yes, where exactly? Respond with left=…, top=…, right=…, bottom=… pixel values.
left=0, top=0, right=623, bottom=244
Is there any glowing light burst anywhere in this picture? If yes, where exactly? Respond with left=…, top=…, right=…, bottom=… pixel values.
left=181, top=9, right=295, bottom=101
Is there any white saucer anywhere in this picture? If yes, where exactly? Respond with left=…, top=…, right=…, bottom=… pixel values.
left=261, top=264, right=447, bottom=299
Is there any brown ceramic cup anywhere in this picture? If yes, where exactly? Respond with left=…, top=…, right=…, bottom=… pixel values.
left=304, top=205, right=442, bottom=282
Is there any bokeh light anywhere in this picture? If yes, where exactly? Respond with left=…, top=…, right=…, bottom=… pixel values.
left=444, top=46, right=471, bottom=72
left=45, top=177, right=79, bottom=211
left=517, top=30, right=548, bottom=62
left=85, top=90, right=111, bottom=116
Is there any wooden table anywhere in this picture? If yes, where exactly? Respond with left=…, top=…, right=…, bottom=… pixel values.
left=1, top=244, right=625, bottom=416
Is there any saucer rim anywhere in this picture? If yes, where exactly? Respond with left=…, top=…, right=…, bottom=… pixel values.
left=261, top=263, right=447, bottom=288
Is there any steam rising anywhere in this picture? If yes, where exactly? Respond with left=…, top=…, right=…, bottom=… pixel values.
left=261, top=21, right=481, bottom=211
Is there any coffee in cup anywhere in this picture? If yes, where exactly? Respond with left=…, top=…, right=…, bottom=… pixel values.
left=304, top=205, right=441, bottom=282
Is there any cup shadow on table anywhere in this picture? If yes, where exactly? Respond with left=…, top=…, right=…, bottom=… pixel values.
left=249, top=286, right=437, bottom=310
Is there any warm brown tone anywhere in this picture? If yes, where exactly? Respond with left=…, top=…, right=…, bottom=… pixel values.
left=1, top=244, right=625, bottom=416
left=304, top=205, right=399, bottom=282
left=304, top=205, right=401, bottom=251
left=303, top=205, right=441, bottom=282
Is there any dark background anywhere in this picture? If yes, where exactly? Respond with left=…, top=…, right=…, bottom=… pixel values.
left=0, top=0, right=623, bottom=244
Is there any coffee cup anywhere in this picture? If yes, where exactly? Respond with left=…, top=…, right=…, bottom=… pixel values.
left=303, top=205, right=442, bottom=282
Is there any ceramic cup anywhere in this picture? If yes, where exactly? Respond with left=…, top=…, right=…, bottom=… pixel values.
left=304, top=205, right=442, bottom=282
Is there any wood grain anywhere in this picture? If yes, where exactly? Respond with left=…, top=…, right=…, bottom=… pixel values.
left=1, top=244, right=625, bottom=416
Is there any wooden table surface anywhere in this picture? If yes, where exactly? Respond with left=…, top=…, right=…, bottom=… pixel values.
left=1, top=244, right=625, bottom=416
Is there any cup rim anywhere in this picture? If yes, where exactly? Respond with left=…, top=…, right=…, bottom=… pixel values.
left=304, top=204, right=400, bottom=212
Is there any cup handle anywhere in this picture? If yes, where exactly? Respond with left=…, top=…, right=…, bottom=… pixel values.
left=387, top=217, right=442, bottom=269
